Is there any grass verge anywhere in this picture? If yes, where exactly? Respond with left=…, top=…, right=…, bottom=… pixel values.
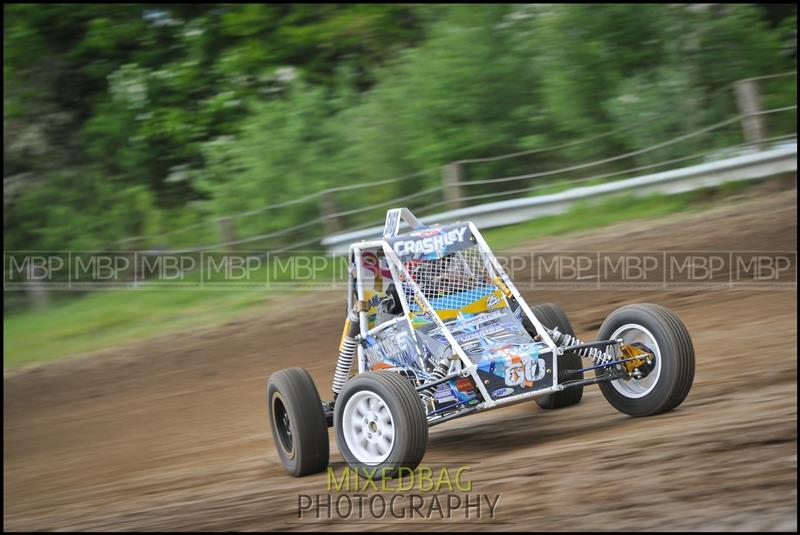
left=2, top=178, right=779, bottom=368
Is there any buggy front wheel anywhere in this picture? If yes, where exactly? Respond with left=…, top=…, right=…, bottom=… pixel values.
left=267, top=368, right=330, bottom=476
left=597, top=304, right=694, bottom=417
left=334, top=371, right=428, bottom=478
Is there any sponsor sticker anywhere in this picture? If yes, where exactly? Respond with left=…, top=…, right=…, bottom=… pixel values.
left=434, top=386, right=456, bottom=403
left=492, top=387, right=515, bottom=398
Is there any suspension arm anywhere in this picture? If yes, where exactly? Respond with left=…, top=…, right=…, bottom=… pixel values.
left=559, top=371, right=626, bottom=390
left=415, top=369, right=466, bottom=392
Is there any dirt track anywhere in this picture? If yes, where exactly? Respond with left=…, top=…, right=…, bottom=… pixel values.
left=4, top=186, right=798, bottom=531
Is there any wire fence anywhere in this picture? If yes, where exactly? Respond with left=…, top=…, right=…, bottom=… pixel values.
left=109, top=73, right=796, bottom=254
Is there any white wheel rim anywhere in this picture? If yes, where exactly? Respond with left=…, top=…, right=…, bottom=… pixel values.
left=342, top=390, right=395, bottom=465
left=609, top=323, right=662, bottom=399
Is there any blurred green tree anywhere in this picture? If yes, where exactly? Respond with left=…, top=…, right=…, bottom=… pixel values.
left=2, top=3, right=796, bottom=256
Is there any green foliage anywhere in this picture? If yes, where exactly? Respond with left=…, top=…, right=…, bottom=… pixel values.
left=3, top=4, right=796, bottom=256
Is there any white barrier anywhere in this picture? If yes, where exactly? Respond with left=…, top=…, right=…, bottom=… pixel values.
left=321, top=143, right=797, bottom=253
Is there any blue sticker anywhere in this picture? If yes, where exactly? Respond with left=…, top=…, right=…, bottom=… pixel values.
left=492, top=387, right=515, bottom=398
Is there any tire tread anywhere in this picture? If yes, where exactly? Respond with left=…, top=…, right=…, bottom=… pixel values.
left=529, top=303, right=584, bottom=410
left=334, top=371, right=428, bottom=477
left=597, top=304, right=694, bottom=416
left=267, top=368, right=329, bottom=476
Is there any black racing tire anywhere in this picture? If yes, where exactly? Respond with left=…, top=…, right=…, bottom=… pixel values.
left=267, top=368, right=330, bottom=476
left=334, top=371, right=427, bottom=478
left=528, top=303, right=584, bottom=410
left=596, top=303, right=694, bottom=417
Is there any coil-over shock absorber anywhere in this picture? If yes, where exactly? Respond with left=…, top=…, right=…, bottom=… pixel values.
left=419, top=360, right=450, bottom=403
left=331, top=310, right=360, bottom=397
left=547, top=327, right=617, bottom=367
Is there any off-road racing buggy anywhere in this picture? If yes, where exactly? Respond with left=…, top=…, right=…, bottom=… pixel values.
left=267, top=208, right=695, bottom=477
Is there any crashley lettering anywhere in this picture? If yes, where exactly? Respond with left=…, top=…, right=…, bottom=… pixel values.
left=393, top=227, right=468, bottom=258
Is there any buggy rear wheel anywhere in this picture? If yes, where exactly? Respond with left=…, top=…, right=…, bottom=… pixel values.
left=529, top=303, right=584, bottom=410
left=334, top=371, right=427, bottom=478
left=597, top=304, right=694, bottom=416
left=267, top=368, right=330, bottom=476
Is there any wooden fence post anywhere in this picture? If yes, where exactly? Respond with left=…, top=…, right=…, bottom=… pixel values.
left=25, top=277, right=49, bottom=312
left=217, top=217, right=237, bottom=252
left=442, top=162, right=464, bottom=210
left=320, top=190, right=342, bottom=235
left=734, top=79, right=767, bottom=150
